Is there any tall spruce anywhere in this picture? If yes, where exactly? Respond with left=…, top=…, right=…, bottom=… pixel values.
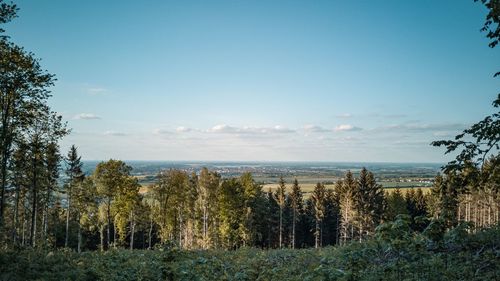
left=274, top=176, right=286, bottom=248
left=355, top=168, right=384, bottom=241
left=64, top=145, right=84, bottom=248
left=311, top=182, right=326, bottom=248
left=338, top=171, right=357, bottom=244
left=289, top=178, right=303, bottom=249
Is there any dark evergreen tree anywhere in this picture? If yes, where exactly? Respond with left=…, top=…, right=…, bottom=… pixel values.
left=355, top=168, right=384, bottom=241
left=385, top=188, right=408, bottom=222
left=311, top=182, right=326, bottom=248
left=64, top=145, right=84, bottom=248
left=289, top=178, right=303, bottom=249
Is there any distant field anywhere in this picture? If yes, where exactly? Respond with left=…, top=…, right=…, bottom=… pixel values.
left=263, top=183, right=335, bottom=195
left=263, top=182, right=432, bottom=197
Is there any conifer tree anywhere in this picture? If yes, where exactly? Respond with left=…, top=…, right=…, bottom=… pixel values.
left=355, top=168, right=384, bottom=241
left=311, top=182, right=326, bottom=248
left=289, top=178, right=303, bottom=249
left=64, top=145, right=84, bottom=248
left=274, top=176, right=286, bottom=248
left=338, top=171, right=357, bottom=244
left=385, top=188, right=408, bottom=222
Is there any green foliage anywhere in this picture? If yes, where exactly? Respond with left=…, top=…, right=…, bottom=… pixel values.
left=1, top=224, right=498, bottom=281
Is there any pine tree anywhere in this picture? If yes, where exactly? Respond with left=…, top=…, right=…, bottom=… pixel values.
left=274, top=176, right=286, bottom=248
left=64, top=145, right=84, bottom=248
left=338, top=171, right=358, bottom=244
left=385, top=188, right=408, bottom=222
left=355, top=168, right=384, bottom=241
left=322, top=189, right=340, bottom=246
left=239, top=172, right=266, bottom=247
left=311, top=182, right=326, bottom=248
left=217, top=179, right=244, bottom=249
left=289, top=178, right=303, bottom=249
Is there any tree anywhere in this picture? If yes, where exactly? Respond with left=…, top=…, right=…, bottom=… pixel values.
left=72, top=177, right=97, bottom=252
left=218, top=179, right=244, bottom=249
left=239, top=172, right=266, bottom=247
left=196, top=167, right=220, bottom=249
left=0, top=1, right=17, bottom=37
left=274, top=176, right=286, bottom=248
left=9, top=140, right=28, bottom=245
left=0, top=1, right=57, bottom=228
left=337, top=171, right=358, bottom=244
left=112, top=176, right=140, bottom=248
left=21, top=106, right=67, bottom=247
left=355, top=168, right=385, bottom=241
left=475, top=0, right=500, bottom=51
left=64, top=145, right=84, bottom=248
left=289, top=178, right=303, bottom=249
left=322, top=189, right=340, bottom=246
left=385, top=188, right=408, bottom=222
left=311, top=182, right=326, bottom=248
left=93, top=160, right=133, bottom=250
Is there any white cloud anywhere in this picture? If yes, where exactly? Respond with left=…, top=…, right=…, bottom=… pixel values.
left=208, top=124, right=239, bottom=133
left=87, top=88, right=108, bottom=95
left=208, top=124, right=295, bottom=135
left=334, top=124, right=362, bottom=132
left=104, top=131, right=127, bottom=136
left=176, top=126, right=192, bottom=133
left=336, top=113, right=352, bottom=118
left=303, top=124, right=329, bottom=133
left=268, top=125, right=295, bottom=134
left=153, top=128, right=173, bottom=135
left=73, top=113, right=101, bottom=120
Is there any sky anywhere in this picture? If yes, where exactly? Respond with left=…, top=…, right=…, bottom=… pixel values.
left=4, top=0, right=500, bottom=162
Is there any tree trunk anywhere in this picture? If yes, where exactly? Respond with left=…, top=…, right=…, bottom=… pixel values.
left=21, top=214, right=26, bottom=246
left=65, top=187, right=71, bottom=248
left=100, top=225, right=104, bottom=252
left=77, top=217, right=82, bottom=253
left=130, top=211, right=135, bottom=250
left=107, top=198, right=111, bottom=250
left=42, top=187, right=50, bottom=244
left=0, top=96, right=12, bottom=227
left=279, top=206, right=283, bottom=249
left=30, top=166, right=38, bottom=247
left=292, top=209, right=296, bottom=249
left=0, top=151, right=8, bottom=227
left=314, top=219, right=319, bottom=249
left=12, top=184, right=21, bottom=244
left=113, top=223, right=117, bottom=249
left=359, top=223, right=363, bottom=243
left=203, top=205, right=208, bottom=249
left=148, top=217, right=153, bottom=249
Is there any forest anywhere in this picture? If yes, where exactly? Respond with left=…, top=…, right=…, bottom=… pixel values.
left=0, top=0, right=499, bottom=280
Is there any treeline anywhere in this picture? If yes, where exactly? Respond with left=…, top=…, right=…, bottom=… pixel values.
left=0, top=0, right=69, bottom=249
left=2, top=147, right=498, bottom=251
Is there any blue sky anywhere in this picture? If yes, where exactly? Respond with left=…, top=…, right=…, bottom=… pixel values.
left=5, top=0, right=500, bottom=162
